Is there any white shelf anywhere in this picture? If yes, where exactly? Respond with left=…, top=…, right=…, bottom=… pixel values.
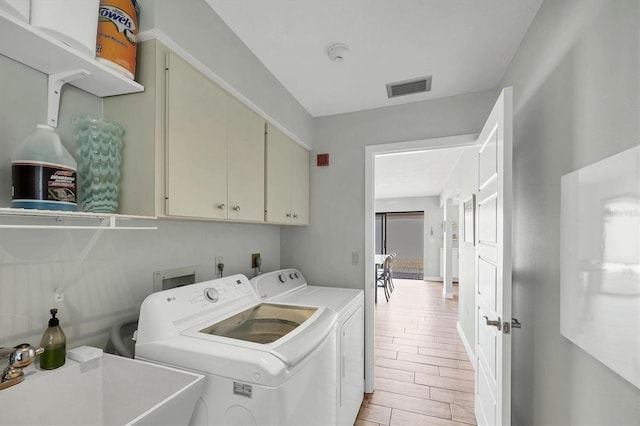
left=0, top=10, right=144, bottom=97
left=0, top=208, right=157, bottom=230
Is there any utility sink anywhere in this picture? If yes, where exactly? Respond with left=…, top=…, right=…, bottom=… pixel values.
left=0, top=347, right=204, bottom=425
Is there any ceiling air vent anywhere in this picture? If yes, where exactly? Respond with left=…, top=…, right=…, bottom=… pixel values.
left=386, top=76, right=432, bottom=98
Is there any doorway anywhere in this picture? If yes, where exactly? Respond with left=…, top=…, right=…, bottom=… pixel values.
left=364, top=133, right=478, bottom=393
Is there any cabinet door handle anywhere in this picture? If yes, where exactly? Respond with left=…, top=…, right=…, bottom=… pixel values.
left=293, top=213, right=299, bottom=219
left=286, top=213, right=292, bottom=218
left=232, top=205, right=241, bottom=212
left=217, top=203, right=226, bottom=210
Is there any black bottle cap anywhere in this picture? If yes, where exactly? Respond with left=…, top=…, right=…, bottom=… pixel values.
left=48, top=308, right=59, bottom=327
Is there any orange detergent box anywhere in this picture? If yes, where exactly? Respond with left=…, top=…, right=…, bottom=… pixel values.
left=96, top=0, right=140, bottom=80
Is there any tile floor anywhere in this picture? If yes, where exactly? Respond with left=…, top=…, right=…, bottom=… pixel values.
left=356, top=279, right=477, bottom=426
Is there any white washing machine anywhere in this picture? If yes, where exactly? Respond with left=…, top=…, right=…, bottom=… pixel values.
left=250, top=269, right=364, bottom=426
left=135, top=274, right=338, bottom=426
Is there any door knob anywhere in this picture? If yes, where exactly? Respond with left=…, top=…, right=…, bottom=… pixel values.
left=232, top=205, right=241, bottom=212
left=483, top=315, right=501, bottom=331
left=512, top=318, right=522, bottom=329
left=217, top=203, right=226, bottom=210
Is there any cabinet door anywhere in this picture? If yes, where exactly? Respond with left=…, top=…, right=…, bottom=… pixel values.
left=227, top=97, right=265, bottom=222
left=265, top=124, right=292, bottom=223
left=290, top=142, right=309, bottom=225
left=165, top=52, right=227, bottom=219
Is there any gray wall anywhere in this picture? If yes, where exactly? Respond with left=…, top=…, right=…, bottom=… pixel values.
left=501, top=0, right=640, bottom=424
left=385, top=214, right=423, bottom=259
left=0, top=54, right=281, bottom=349
left=280, top=90, right=499, bottom=287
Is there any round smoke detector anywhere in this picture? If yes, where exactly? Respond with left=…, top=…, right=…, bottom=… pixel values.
left=327, top=43, right=350, bottom=62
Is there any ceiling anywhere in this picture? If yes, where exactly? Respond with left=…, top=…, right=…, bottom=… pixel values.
left=205, top=0, right=542, bottom=117
left=205, top=0, right=542, bottom=200
left=375, top=146, right=471, bottom=199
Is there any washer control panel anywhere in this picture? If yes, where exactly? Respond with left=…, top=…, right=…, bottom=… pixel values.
left=148, top=274, right=255, bottom=315
left=138, top=274, right=260, bottom=339
left=204, top=287, right=219, bottom=302
left=250, top=269, right=307, bottom=300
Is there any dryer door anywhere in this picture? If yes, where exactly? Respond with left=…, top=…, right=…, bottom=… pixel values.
left=339, top=305, right=365, bottom=425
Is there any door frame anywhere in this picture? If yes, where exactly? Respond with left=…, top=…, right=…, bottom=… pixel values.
left=364, top=133, right=478, bottom=392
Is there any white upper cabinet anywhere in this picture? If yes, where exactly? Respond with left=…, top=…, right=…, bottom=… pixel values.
left=165, top=51, right=228, bottom=220
left=226, top=97, right=265, bottom=222
left=265, top=124, right=309, bottom=225
left=104, top=40, right=267, bottom=223
left=290, top=141, right=310, bottom=224
left=104, top=39, right=306, bottom=226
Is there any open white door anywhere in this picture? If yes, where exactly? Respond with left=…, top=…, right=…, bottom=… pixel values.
left=474, top=87, right=513, bottom=426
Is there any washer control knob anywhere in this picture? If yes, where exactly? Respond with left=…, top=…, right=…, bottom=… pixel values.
left=278, top=274, right=287, bottom=284
left=289, top=273, right=295, bottom=279
left=204, top=288, right=219, bottom=302
left=294, top=272, right=299, bottom=279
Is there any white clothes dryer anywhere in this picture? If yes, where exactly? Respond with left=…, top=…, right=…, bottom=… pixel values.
left=135, top=274, right=337, bottom=426
left=250, top=269, right=364, bottom=425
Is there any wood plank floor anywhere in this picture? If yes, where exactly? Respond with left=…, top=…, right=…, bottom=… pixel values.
left=356, top=279, right=477, bottom=426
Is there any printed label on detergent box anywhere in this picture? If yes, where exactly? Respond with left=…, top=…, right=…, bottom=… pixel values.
left=96, top=0, right=139, bottom=78
left=12, top=162, right=77, bottom=203
left=98, top=4, right=137, bottom=45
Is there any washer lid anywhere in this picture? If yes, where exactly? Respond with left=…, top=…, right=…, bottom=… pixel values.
left=184, top=304, right=337, bottom=368
left=198, top=303, right=317, bottom=344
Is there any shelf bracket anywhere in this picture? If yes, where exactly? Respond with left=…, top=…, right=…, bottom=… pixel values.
left=47, top=69, right=91, bottom=128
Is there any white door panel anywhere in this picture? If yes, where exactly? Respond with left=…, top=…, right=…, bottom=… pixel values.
left=478, top=126, right=498, bottom=187
left=477, top=307, right=499, bottom=379
left=475, top=88, right=513, bottom=426
left=478, top=258, right=497, bottom=312
left=478, top=193, right=498, bottom=244
left=477, top=363, right=497, bottom=426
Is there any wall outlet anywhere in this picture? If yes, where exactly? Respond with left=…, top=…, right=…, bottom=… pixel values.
left=215, top=257, right=223, bottom=276
left=251, top=253, right=261, bottom=268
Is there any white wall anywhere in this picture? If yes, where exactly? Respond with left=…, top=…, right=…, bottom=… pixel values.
left=138, top=0, right=314, bottom=147
left=439, top=147, right=478, bottom=355
left=501, top=0, right=640, bottom=424
left=280, top=90, right=499, bottom=288
left=375, top=196, right=443, bottom=277
left=0, top=54, right=281, bottom=349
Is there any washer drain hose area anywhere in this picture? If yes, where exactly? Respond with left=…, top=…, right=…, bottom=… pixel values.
left=109, top=315, right=139, bottom=358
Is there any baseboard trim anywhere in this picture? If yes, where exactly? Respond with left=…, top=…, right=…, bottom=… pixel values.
left=457, top=321, right=477, bottom=370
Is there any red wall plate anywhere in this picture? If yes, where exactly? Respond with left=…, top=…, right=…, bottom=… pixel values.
left=317, top=153, right=329, bottom=167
